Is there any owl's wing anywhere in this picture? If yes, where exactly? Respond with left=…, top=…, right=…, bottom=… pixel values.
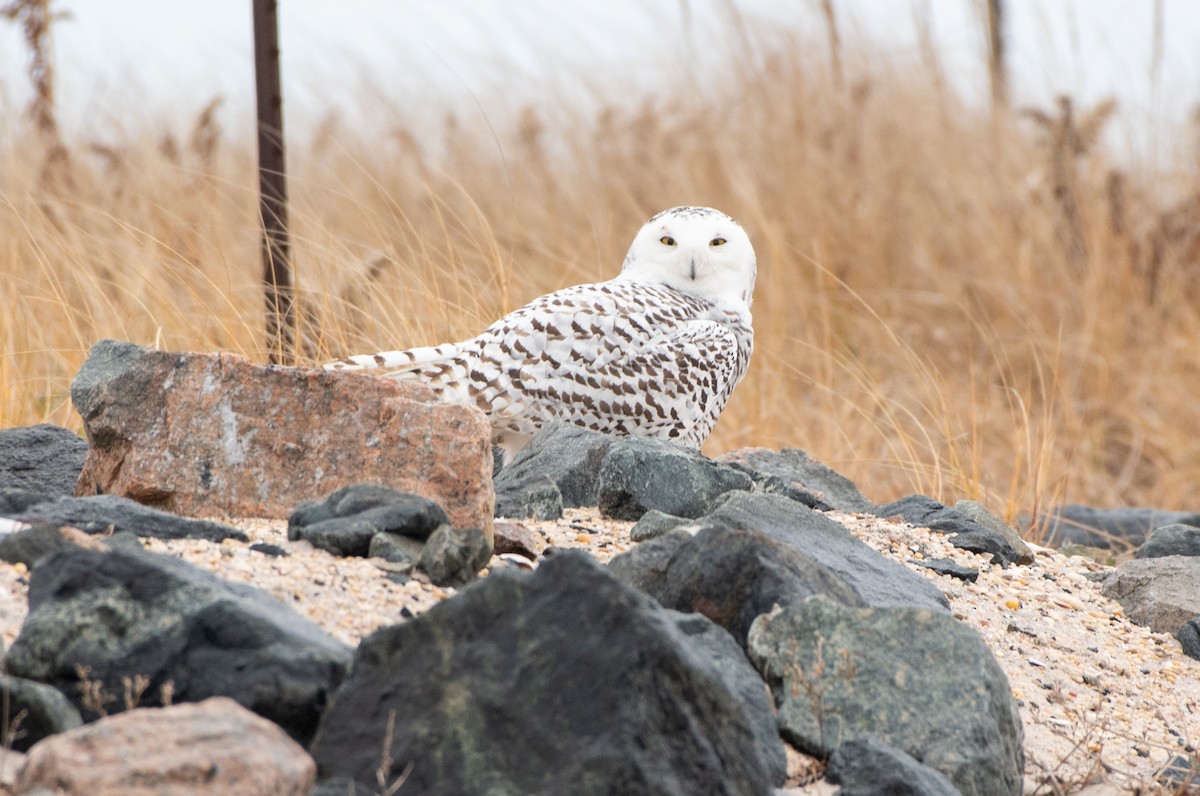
left=468, top=282, right=747, bottom=445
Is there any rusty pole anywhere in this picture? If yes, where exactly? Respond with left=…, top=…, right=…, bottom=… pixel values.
left=253, top=0, right=293, bottom=364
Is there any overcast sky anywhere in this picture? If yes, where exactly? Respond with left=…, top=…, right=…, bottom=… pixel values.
left=0, top=1, right=1196, bottom=163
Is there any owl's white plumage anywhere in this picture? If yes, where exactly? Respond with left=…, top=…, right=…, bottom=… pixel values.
left=327, top=206, right=756, bottom=459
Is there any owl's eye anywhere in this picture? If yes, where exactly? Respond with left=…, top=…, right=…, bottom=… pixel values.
left=710, top=237, right=727, bottom=247
left=660, top=236, right=677, bottom=246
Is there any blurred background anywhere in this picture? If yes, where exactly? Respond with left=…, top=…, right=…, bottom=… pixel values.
left=1, top=1, right=1198, bottom=529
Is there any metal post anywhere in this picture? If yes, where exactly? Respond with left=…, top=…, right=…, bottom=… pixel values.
left=253, top=0, right=293, bottom=364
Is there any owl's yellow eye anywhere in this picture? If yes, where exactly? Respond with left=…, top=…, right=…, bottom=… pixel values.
left=710, top=237, right=727, bottom=247
left=660, top=235, right=677, bottom=246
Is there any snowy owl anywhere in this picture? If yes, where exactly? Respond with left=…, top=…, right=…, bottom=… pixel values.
left=327, top=206, right=756, bottom=459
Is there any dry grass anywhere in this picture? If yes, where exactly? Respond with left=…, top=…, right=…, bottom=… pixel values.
left=2, top=17, right=1199, bottom=530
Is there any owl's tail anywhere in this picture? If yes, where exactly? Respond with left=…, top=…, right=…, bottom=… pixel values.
left=324, top=344, right=461, bottom=377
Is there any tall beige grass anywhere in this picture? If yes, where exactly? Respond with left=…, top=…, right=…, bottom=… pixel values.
left=2, top=18, right=1198, bottom=527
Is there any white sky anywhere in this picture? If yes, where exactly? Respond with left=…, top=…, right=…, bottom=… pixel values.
left=0, top=1, right=1197, bottom=163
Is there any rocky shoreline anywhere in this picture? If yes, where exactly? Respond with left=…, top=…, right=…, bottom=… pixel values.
left=0, top=342, right=1198, bottom=794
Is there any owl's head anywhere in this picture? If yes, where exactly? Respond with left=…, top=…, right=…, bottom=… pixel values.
left=620, top=206, right=757, bottom=309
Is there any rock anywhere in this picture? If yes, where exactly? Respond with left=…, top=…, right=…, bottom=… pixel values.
left=630, top=509, right=690, bottom=541
left=749, top=597, right=1023, bottom=796
left=492, top=521, right=543, bottom=558
left=0, top=673, right=83, bottom=752
left=1101, top=556, right=1200, bottom=639
left=1033, top=504, right=1200, bottom=549
left=913, top=557, right=980, bottom=583
left=5, top=545, right=350, bottom=744
left=9, top=494, right=246, bottom=543
left=71, top=339, right=493, bottom=534
left=609, top=524, right=865, bottom=647
left=494, top=473, right=563, bottom=520
left=492, top=422, right=614, bottom=507
left=0, top=488, right=59, bottom=516
left=14, top=697, right=315, bottom=796
left=666, top=610, right=788, bottom=785
left=312, top=777, right=376, bottom=796
left=1177, top=619, right=1200, bottom=661
left=0, top=424, right=87, bottom=496
left=873, top=495, right=1027, bottom=566
left=250, top=542, right=288, bottom=557
left=0, top=523, right=105, bottom=568
left=953, top=500, right=1034, bottom=564
left=1157, top=754, right=1200, bottom=790
left=826, top=735, right=961, bottom=796
left=416, top=525, right=493, bottom=587
left=288, top=485, right=451, bottom=557
left=1135, top=523, right=1200, bottom=559
left=707, top=493, right=949, bottom=613
left=597, top=436, right=753, bottom=520
left=367, top=531, right=424, bottom=565
left=309, top=551, right=774, bottom=794
left=719, top=447, right=873, bottom=512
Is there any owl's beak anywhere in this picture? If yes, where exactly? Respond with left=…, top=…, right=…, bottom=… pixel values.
left=688, top=255, right=698, bottom=280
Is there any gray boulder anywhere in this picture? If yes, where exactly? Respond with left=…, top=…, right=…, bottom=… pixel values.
left=826, top=735, right=962, bottom=796
left=609, top=525, right=865, bottom=648
left=0, top=425, right=87, bottom=496
left=493, top=423, right=614, bottom=510
left=749, top=596, right=1023, bottom=796
left=0, top=673, right=83, bottom=752
left=1101, top=556, right=1200, bottom=655
left=1136, top=523, right=1200, bottom=559
left=6, top=493, right=246, bottom=543
left=666, top=610, right=787, bottom=785
left=708, top=493, right=949, bottom=613
left=597, top=436, right=753, bottom=520
left=309, top=551, right=775, bottom=794
left=417, top=525, right=493, bottom=587
left=4, top=545, right=350, bottom=745
left=873, top=495, right=1027, bottom=565
left=719, top=447, right=872, bottom=512
left=288, top=484, right=451, bottom=556
left=1033, top=505, right=1200, bottom=549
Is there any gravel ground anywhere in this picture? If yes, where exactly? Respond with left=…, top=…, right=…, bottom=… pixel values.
left=1, top=507, right=1196, bottom=793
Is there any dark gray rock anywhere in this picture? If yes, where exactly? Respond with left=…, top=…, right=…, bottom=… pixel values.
left=1033, top=504, right=1200, bottom=549
left=953, top=501, right=1033, bottom=564
left=706, top=493, right=949, bottom=614
left=913, top=558, right=980, bottom=583
left=0, top=424, right=87, bottom=497
left=826, top=735, right=962, bottom=796
left=310, top=551, right=774, bottom=795
left=0, top=488, right=59, bottom=516
left=4, top=545, right=350, bottom=745
left=0, top=673, right=83, bottom=752
left=666, top=610, right=787, bottom=785
left=723, top=465, right=834, bottom=511
left=417, top=525, right=492, bottom=587
left=873, top=495, right=1025, bottom=566
left=1101, top=556, right=1200, bottom=640
left=312, top=777, right=379, bottom=796
left=1178, top=619, right=1200, bottom=661
left=249, top=542, right=288, bottom=558
left=494, top=473, right=563, bottom=520
left=597, top=436, right=753, bottom=520
left=288, top=484, right=450, bottom=557
left=719, top=447, right=872, bottom=512
left=367, top=531, right=424, bottom=565
left=749, top=596, right=1023, bottom=796
left=629, top=509, right=690, bottom=542
left=493, top=422, right=615, bottom=507
left=609, top=524, right=865, bottom=648
left=1136, top=523, right=1200, bottom=559
left=1157, top=755, right=1200, bottom=790
left=0, top=523, right=86, bottom=568
left=6, top=494, right=245, bottom=543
